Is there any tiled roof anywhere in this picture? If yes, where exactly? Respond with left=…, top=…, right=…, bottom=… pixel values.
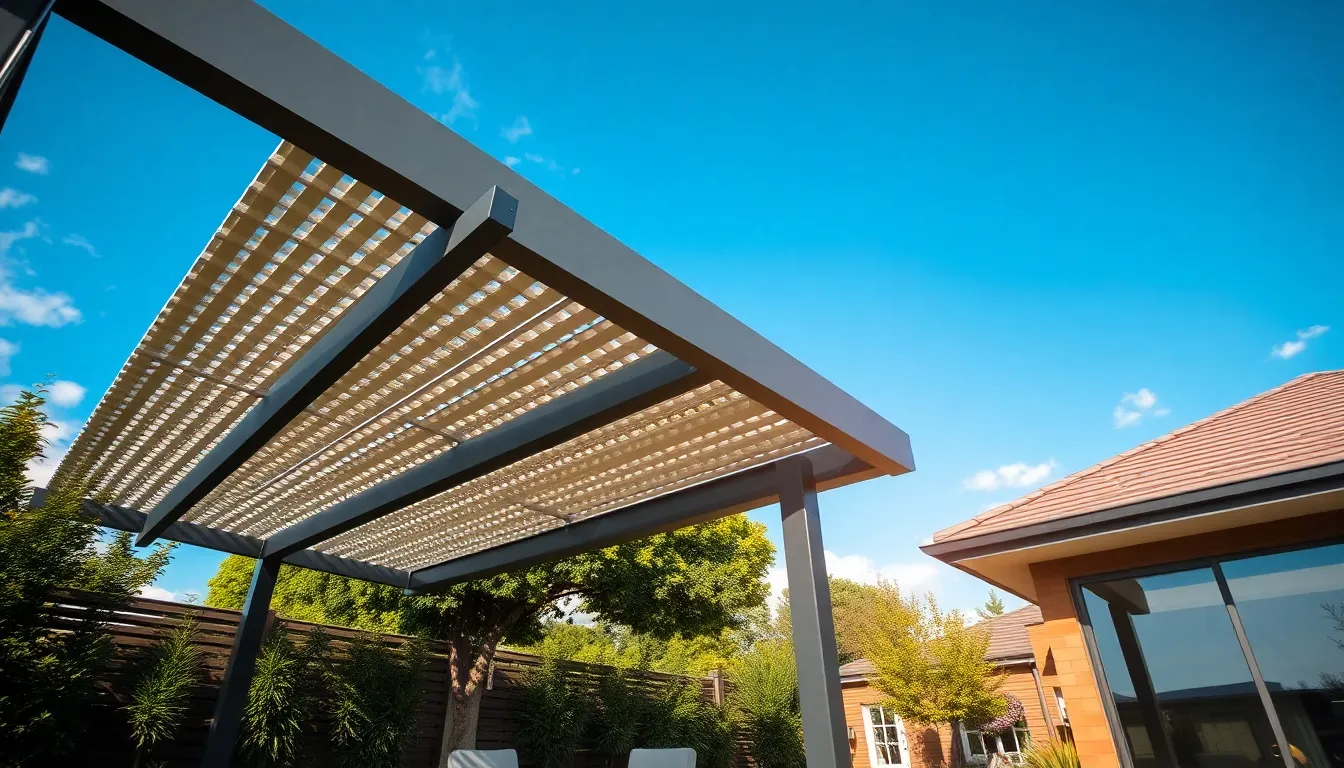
left=932, top=370, right=1344, bottom=545
left=838, top=604, right=1043, bottom=677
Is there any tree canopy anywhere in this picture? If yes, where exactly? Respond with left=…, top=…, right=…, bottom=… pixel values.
left=207, top=513, right=774, bottom=749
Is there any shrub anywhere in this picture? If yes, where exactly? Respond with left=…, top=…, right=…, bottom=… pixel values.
left=516, top=657, right=590, bottom=768
left=240, top=627, right=331, bottom=768
left=1021, top=739, right=1080, bottom=768
left=593, top=668, right=642, bottom=758
left=728, top=641, right=804, bottom=768
left=126, top=614, right=205, bottom=766
left=328, top=637, right=426, bottom=768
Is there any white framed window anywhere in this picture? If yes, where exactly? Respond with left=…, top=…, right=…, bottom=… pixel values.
left=963, top=720, right=1032, bottom=765
left=862, top=704, right=909, bottom=766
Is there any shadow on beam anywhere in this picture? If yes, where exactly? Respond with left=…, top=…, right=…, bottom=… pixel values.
left=406, top=444, right=876, bottom=593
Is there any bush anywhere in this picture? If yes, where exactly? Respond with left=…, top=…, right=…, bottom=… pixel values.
left=328, top=637, right=426, bottom=768
left=517, top=657, right=591, bottom=768
left=126, top=614, right=205, bottom=766
left=241, top=626, right=331, bottom=768
left=1021, top=739, right=1080, bottom=768
left=594, top=671, right=735, bottom=768
left=728, top=641, right=804, bottom=768
left=593, top=668, right=642, bottom=758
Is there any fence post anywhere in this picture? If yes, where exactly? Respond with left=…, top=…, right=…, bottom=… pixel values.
left=708, top=669, right=726, bottom=706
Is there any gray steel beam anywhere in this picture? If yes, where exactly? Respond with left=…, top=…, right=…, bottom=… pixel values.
left=778, top=456, right=850, bottom=768
left=0, top=0, right=50, bottom=126
left=408, top=443, right=876, bottom=592
left=29, top=489, right=413, bottom=588
left=58, top=0, right=915, bottom=479
left=202, top=556, right=281, bottom=768
left=137, top=185, right=517, bottom=546
left=260, top=350, right=712, bottom=560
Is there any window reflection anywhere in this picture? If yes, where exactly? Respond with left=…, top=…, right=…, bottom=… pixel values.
left=1084, top=568, right=1283, bottom=768
left=1224, top=543, right=1344, bottom=768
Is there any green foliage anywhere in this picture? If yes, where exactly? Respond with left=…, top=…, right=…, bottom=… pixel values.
left=520, top=620, right=746, bottom=677
left=516, top=657, right=591, bottom=768
left=975, top=589, right=1006, bottom=621
left=0, top=387, right=174, bottom=766
left=775, top=576, right=880, bottom=665
left=240, top=627, right=331, bottom=768
left=328, top=638, right=426, bottom=768
left=1021, top=739, right=1081, bottom=768
left=639, top=679, right=734, bottom=768
left=593, top=668, right=643, bottom=757
left=728, top=640, right=804, bottom=768
left=855, top=581, right=1005, bottom=728
left=126, top=614, right=205, bottom=759
left=207, top=555, right=403, bottom=633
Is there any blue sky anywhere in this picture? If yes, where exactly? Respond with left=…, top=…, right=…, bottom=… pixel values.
left=1, top=1, right=1340, bottom=611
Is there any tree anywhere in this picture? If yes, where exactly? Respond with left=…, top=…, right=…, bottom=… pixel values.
left=206, top=514, right=774, bottom=751
left=728, top=639, right=805, bottom=768
left=776, top=576, right=881, bottom=664
left=854, top=581, right=1006, bottom=768
left=0, top=386, right=175, bottom=765
left=126, top=614, right=205, bottom=768
left=976, top=589, right=1006, bottom=621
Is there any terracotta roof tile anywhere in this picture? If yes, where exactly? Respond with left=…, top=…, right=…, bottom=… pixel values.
left=933, top=370, right=1344, bottom=545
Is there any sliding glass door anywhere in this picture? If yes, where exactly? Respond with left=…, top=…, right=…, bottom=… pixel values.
left=1076, top=541, right=1344, bottom=768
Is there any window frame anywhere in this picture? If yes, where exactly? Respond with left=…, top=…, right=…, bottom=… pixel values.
left=862, top=703, right=908, bottom=766
left=962, top=719, right=1031, bottom=765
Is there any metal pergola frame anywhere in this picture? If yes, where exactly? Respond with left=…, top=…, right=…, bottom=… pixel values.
left=3, top=2, right=915, bottom=767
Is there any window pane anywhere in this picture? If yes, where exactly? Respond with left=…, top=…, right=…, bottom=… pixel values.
left=1223, top=543, right=1344, bottom=768
left=1083, top=567, right=1281, bottom=768
left=968, top=731, right=987, bottom=756
left=1001, top=728, right=1019, bottom=753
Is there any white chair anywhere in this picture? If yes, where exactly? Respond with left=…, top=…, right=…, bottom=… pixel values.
left=448, top=749, right=519, bottom=768
left=629, top=748, right=697, bottom=768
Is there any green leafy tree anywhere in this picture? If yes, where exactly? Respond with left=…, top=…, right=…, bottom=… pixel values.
left=328, top=638, right=426, bottom=768
left=126, top=614, right=205, bottom=768
left=775, top=576, right=879, bottom=665
left=855, top=581, right=1005, bottom=768
left=728, top=639, right=804, bottom=768
left=976, top=589, right=1006, bottom=621
left=0, top=387, right=175, bottom=765
left=521, top=619, right=748, bottom=676
left=207, top=515, right=773, bottom=751
left=207, top=557, right=402, bottom=632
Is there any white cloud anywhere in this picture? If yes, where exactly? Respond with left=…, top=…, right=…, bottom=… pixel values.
left=1113, top=387, right=1167, bottom=429
left=0, top=219, right=39, bottom=255
left=15, top=153, right=48, bottom=174
left=48, top=380, right=85, bottom=407
left=502, top=116, right=533, bottom=143
left=0, top=188, right=35, bottom=208
left=0, top=281, right=81, bottom=326
left=421, top=58, right=479, bottom=127
left=61, top=233, right=99, bottom=258
left=42, top=418, right=79, bottom=443
left=766, top=551, right=940, bottom=614
left=504, top=156, right=521, bottom=167
left=0, top=337, right=16, bottom=376
left=26, top=441, right=67, bottom=487
left=1272, top=325, right=1329, bottom=360
left=0, top=383, right=22, bottom=403
left=521, top=152, right=571, bottom=174
left=962, top=460, right=1057, bottom=491
left=138, top=585, right=177, bottom=602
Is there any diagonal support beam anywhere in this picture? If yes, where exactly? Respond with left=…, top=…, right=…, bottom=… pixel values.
left=406, top=444, right=877, bottom=592
left=137, top=186, right=518, bottom=546
left=260, top=350, right=712, bottom=559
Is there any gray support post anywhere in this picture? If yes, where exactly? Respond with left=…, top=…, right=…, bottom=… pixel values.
left=202, top=556, right=282, bottom=768
left=1031, top=661, right=1055, bottom=736
left=778, top=456, right=851, bottom=768
left=0, top=0, right=51, bottom=127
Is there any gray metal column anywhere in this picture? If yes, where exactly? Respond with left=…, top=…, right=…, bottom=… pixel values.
left=778, top=456, right=850, bottom=768
left=1108, top=603, right=1179, bottom=768
left=0, top=0, right=51, bottom=128
left=202, top=556, right=281, bottom=768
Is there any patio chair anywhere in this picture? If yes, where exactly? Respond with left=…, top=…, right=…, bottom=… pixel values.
left=447, top=749, right=519, bottom=768
left=629, top=748, right=697, bottom=768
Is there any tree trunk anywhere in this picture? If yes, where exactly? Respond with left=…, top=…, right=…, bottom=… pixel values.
left=949, top=721, right=963, bottom=768
left=443, top=635, right=503, bottom=754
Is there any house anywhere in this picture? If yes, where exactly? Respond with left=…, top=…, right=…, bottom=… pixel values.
left=842, top=605, right=1069, bottom=768
left=921, top=370, right=1344, bottom=768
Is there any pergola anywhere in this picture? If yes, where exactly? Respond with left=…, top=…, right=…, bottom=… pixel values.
left=3, top=2, right=915, bottom=767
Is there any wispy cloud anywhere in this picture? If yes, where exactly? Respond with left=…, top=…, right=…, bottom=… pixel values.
left=420, top=55, right=479, bottom=127
left=0, top=221, right=81, bottom=327
left=1113, top=387, right=1168, bottom=429
left=0, top=188, right=35, bottom=209
left=0, top=338, right=16, bottom=377
left=520, top=152, right=577, bottom=175
left=15, top=153, right=48, bottom=174
left=1272, top=325, right=1329, bottom=360
left=138, top=585, right=177, bottom=602
left=963, top=460, right=1057, bottom=492
left=48, top=380, right=85, bottom=407
left=502, top=116, right=533, bottom=143
left=504, top=156, right=521, bottom=167
left=61, top=233, right=99, bottom=258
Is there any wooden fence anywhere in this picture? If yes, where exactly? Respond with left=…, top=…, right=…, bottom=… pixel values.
left=44, top=590, right=736, bottom=768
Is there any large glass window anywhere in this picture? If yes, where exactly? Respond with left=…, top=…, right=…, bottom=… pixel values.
left=1223, top=543, right=1344, bottom=768
left=964, top=720, right=1032, bottom=764
left=864, top=704, right=907, bottom=765
left=1082, top=567, right=1285, bottom=768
